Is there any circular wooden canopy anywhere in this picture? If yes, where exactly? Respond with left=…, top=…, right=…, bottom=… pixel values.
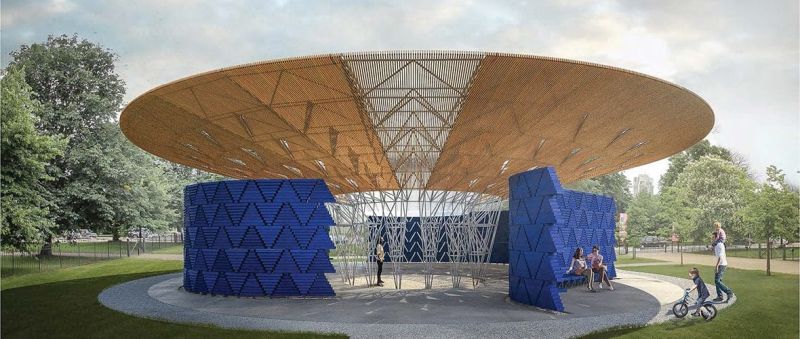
left=120, top=51, right=714, bottom=197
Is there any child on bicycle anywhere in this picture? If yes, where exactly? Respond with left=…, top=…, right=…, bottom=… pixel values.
left=687, top=267, right=710, bottom=316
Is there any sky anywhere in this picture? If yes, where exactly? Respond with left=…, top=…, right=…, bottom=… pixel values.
left=2, top=0, right=798, bottom=190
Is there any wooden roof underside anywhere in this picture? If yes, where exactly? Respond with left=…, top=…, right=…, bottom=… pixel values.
left=120, top=51, right=714, bottom=197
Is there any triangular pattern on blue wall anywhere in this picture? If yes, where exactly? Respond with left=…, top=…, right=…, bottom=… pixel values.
left=508, top=167, right=617, bottom=312
left=183, top=179, right=337, bottom=297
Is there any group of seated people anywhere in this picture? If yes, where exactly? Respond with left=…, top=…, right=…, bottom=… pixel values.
left=565, top=246, right=614, bottom=292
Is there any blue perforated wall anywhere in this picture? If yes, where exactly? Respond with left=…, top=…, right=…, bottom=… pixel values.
left=182, top=179, right=337, bottom=297
left=508, top=167, right=617, bottom=311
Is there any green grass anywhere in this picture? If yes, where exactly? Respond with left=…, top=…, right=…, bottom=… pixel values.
left=614, top=253, right=666, bottom=265
left=56, top=241, right=128, bottom=253
left=1, top=241, right=184, bottom=277
left=580, top=264, right=799, bottom=338
left=150, top=244, right=184, bottom=254
left=54, top=241, right=182, bottom=254
left=1, top=258, right=345, bottom=339
left=1, top=254, right=114, bottom=277
left=690, top=247, right=800, bottom=261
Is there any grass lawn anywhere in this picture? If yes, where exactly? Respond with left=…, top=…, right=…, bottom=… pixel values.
left=1, top=254, right=113, bottom=277
left=1, top=258, right=345, bottom=339
left=54, top=241, right=183, bottom=254
left=581, top=264, right=799, bottom=338
left=150, top=244, right=184, bottom=254
left=689, top=247, right=800, bottom=261
left=614, top=253, right=666, bottom=265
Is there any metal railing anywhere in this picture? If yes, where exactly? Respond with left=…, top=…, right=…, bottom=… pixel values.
left=1, top=234, right=184, bottom=277
left=616, top=242, right=799, bottom=261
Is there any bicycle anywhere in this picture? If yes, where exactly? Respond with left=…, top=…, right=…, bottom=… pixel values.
left=673, top=289, right=717, bottom=321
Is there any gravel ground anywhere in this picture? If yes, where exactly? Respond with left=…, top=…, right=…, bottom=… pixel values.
left=98, top=269, right=734, bottom=339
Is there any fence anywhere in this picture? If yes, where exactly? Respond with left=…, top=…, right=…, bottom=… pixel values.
left=616, top=242, right=799, bottom=261
left=1, top=234, right=184, bottom=277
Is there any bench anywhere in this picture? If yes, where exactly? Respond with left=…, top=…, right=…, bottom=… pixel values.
left=557, top=272, right=606, bottom=292
left=557, top=274, right=586, bottom=291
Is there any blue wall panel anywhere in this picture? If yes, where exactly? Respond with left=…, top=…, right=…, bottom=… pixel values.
left=367, top=213, right=511, bottom=263
left=508, top=167, right=617, bottom=311
left=183, top=179, right=337, bottom=297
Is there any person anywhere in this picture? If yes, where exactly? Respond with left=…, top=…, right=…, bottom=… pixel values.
left=686, top=267, right=711, bottom=316
left=711, top=221, right=727, bottom=247
left=376, top=237, right=385, bottom=286
left=566, top=247, right=595, bottom=292
left=712, top=232, right=734, bottom=302
left=587, top=245, right=614, bottom=290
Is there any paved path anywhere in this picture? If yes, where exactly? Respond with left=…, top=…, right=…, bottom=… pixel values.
left=98, top=268, right=734, bottom=339
left=635, top=252, right=799, bottom=275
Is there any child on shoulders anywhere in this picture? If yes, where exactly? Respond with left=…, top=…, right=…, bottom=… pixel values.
left=711, top=221, right=726, bottom=247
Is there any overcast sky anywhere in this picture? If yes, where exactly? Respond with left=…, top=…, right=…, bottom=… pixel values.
left=3, top=0, right=798, bottom=189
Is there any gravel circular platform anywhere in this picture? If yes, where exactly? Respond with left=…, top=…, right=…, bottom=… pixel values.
left=98, top=266, right=735, bottom=339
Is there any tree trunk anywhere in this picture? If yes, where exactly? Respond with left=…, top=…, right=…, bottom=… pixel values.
left=766, top=231, right=772, bottom=276
left=39, top=235, right=54, bottom=256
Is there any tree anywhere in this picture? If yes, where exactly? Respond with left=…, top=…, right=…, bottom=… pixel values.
left=7, top=34, right=124, bottom=141
left=626, top=192, right=664, bottom=238
left=657, top=185, right=697, bottom=245
left=740, top=166, right=800, bottom=275
left=61, top=124, right=176, bottom=240
left=566, top=172, right=632, bottom=212
left=660, top=140, right=734, bottom=189
left=6, top=34, right=126, bottom=236
left=1, top=68, right=67, bottom=253
left=671, top=156, right=755, bottom=242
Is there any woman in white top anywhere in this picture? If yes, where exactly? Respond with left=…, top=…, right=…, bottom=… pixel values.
left=566, top=247, right=595, bottom=292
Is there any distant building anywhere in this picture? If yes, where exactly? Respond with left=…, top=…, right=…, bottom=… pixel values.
left=633, top=174, right=654, bottom=196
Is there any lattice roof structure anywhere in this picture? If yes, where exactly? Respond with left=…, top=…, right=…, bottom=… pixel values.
left=120, top=51, right=714, bottom=197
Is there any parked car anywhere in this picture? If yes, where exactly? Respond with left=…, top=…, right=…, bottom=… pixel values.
left=127, top=229, right=153, bottom=238
left=640, top=235, right=669, bottom=248
left=78, top=229, right=97, bottom=239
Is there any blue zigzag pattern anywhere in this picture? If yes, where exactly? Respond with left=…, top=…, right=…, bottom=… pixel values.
left=508, top=167, right=617, bottom=312
left=183, top=179, right=337, bottom=297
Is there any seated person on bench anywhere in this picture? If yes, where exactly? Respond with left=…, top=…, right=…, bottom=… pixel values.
left=566, top=247, right=595, bottom=292
left=587, top=245, right=614, bottom=291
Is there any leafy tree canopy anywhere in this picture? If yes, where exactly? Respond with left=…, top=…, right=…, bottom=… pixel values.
left=1, top=68, right=67, bottom=252
left=740, top=165, right=800, bottom=242
left=660, top=140, right=733, bottom=189
left=671, top=155, right=755, bottom=242
left=7, top=34, right=125, bottom=142
left=566, top=172, right=632, bottom=212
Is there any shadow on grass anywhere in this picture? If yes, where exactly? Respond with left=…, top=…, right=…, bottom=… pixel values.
left=1, top=270, right=345, bottom=339
left=576, top=316, right=714, bottom=339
